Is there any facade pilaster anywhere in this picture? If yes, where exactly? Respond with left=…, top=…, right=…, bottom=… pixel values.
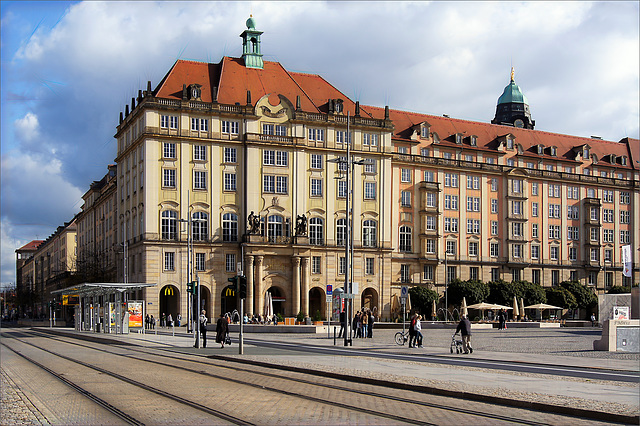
left=292, top=256, right=301, bottom=317
left=246, top=255, right=254, bottom=315
left=301, top=257, right=310, bottom=317
left=255, top=256, right=264, bottom=316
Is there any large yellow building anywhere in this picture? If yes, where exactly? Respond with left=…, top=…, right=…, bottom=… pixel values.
left=108, top=17, right=638, bottom=321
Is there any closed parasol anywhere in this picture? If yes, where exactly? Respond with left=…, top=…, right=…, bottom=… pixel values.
left=461, top=297, right=468, bottom=317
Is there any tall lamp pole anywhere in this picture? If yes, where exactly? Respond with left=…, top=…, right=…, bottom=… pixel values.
left=328, top=112, right=371, bottom=346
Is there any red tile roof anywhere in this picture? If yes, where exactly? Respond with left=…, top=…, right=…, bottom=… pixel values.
left=17, top=240, right=43, bottom=252
left=154, top=57, right=636, bottom=171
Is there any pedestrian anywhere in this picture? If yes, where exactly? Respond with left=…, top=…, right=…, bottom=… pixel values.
left=161, top=312, right=166, bottom=327
left=351, top=312, right=358, bottom=338
left=361, top=310, right=368, bottom=338
left=408, top=313, right=417, bottom=348
left=455, top=314, right=473, bottom=354
left=338, top=310, right=345, bottom=338
left=216, top=313, right=229, bottom=348
left=167, top=313, right=173, bottom=327
left=150, top=315, right=155, bottom=329
left=176, top=313, right=181, bottom=327
left=145, top=314, right=150, bottom=330
left=498, top=309, right=505, bottom=330
left=199, top=310, right=208, bottom=348
left=590, top=313, right=596, bottom=327
left=414, top=315, right=424, bottom=348
left=367, top=309, right=374, bottom=339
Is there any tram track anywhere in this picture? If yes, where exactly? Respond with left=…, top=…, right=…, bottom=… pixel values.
left=3, top=328, right=619, bottom=425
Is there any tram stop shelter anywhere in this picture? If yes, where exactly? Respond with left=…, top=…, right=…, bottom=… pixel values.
left=52, top=282, right=156, bottom=334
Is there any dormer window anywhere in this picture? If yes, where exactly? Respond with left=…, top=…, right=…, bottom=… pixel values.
left=470, top=136, right=477, bottom=146
left=432, top=134, right=440, bottom=144
left=584, top=147, right=590, bottom=158
left=621, top=156, right=627, bottom=166
left=455, top=133, right=463, bottom=144
left=550, top=146, right=557, bottom=157
left=610, top=154, right=617, bottom=164
left=421, top=126, right=429, bottom=138
left=537, top=145, right=544, bottom=155
left=188, top=84, right=202, bottom=101
left=506, top=137, right=514, bottom=149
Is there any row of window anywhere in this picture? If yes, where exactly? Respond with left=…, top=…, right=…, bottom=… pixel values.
left=160, top=211, right=380, bottom=246
left=161, top=168, right=379, bottom=198
left=164, top=250, right=613, bottom=287
left=419, top=265, right=608, bottom=287
left=420, top=238, right=620, bottom=264
left=162, top=143, right=380, bottom=174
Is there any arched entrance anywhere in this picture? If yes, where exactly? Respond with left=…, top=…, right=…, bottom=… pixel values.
left=266, top=287, right=286, bottom=317
left=196, top=285, right=211, bottom=317
left=308, top=287, right=325, bottom=320
left=159, top=285, right=180, bottom=323
left=361, top=287, right=379, bottom=313
left=220, top=285, right=238, bottom=317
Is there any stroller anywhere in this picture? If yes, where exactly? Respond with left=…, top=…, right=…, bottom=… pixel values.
left=450, top=333, right=464, bottom=354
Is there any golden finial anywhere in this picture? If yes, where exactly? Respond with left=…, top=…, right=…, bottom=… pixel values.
left=510, top=67, right=515, bottom=83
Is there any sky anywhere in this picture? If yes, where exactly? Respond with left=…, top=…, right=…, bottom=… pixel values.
left=1, top=1, right=639, bottom=288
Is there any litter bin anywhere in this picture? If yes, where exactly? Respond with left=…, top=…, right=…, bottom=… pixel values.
left=96, top=323, right=101, bottom=333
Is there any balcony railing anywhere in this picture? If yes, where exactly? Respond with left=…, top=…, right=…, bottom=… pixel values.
left=391, top=153, right=637, bottom=187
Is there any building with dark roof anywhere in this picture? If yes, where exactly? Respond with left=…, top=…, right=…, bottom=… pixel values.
left=113, top=16, right=638, bottom=321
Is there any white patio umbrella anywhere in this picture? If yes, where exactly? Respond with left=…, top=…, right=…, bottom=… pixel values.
left=524, top=303, right=562, bottom=321
left=466, top=302, right=496, bottom=320
left=432, top=299, right=437, bottom=319
left=520, top=298, right=526, bottom=320
left=512, top=296, right=520, bottom=319
left=461, top=297, right=468, bottom=317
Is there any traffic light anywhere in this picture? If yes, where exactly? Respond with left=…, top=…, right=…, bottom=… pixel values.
left=238, top=276, right=247, bottom=299
left=186, top=281, right=198, bottom=294
left=227, top=276, right=238, bottom=292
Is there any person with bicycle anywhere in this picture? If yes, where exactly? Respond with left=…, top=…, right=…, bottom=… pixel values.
left=414, top=315, right=424, bottom=348
left=408, top=313, right=418, bottom=348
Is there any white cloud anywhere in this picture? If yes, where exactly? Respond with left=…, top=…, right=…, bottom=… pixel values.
left=14, top=112, right=40, bottom=143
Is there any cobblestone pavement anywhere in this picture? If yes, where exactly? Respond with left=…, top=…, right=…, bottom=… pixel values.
left=2, top=326, right=638, bottom=425
left=1, top=367, right=49, bottom=425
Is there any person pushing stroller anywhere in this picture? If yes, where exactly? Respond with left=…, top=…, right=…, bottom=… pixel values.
left=454, top=314, right=473, bottom=354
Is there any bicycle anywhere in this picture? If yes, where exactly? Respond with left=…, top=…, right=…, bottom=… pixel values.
left=394, top=330, right=409, bottom=346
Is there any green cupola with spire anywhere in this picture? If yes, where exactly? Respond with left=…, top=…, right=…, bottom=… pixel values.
left=491, top=68, right=535, bottom=129
left=240, top=15, right=264, bottom=69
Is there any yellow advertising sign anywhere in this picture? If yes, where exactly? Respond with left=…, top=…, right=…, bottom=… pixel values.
left=127, top=301, right=143, bottom=328
left=62, top=295, right=79, bottom=306
left=225, top=287, right=235, bottom=297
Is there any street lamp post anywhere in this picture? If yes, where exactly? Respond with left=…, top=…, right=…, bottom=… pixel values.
left=327, top=112, right=371, bottom=346
left=444, top=250, right=448, bottom=322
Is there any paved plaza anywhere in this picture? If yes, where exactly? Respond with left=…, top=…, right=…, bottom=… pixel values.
left=1, top=325, right=638, bottom=425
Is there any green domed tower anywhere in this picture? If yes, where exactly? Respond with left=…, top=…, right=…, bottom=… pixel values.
left=240, top=15, right=264, bottom=69
left=491, top=68, right=535, bottom=129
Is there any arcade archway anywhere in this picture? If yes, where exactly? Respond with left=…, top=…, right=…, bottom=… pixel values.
left=266, top=287, right=286, bottom=317
left=361, top=287, right=379, bottom=313
left=309, top=287, right=325, bottom=320
left=159, top=285, right=180, bottom=323
left=221, top=285, right=237, bottom=316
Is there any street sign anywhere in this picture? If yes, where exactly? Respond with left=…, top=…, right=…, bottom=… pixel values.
left=326, top=294, right=332, bottom=303
left=400, top=285, right=409, bottom=302
left=327, top=284, right=333, bottom=295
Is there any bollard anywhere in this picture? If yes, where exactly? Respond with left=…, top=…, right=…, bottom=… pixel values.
left=333, top=326, right=336, bottom=345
